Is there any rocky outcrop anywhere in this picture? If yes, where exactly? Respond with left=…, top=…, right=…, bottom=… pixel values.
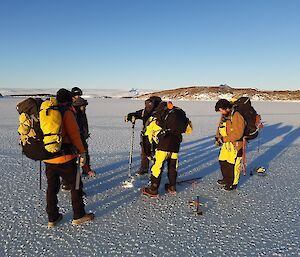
left=138, top=85, right=300, bottom=101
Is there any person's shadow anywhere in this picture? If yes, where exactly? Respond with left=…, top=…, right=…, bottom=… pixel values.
left=238, top=123, right=300, bottom=186
left=177, top=123, right=300, bottom=189
left=82, top=136, right=216, bottom=217
left=82, top=123, right=300, bottom=217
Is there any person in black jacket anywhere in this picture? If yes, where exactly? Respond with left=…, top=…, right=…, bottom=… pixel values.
left=71, top=87, right=96, bottom=177
left=142, top=101, right=191, bottom=197
left=125, top=96, right=162, bottom=175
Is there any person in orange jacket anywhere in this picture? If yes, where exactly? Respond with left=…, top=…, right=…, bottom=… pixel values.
left=44, top=88, right=94, bottom=228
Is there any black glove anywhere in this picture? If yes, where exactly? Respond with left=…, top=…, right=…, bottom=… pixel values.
left=215, top=136, right=224, bottom=146
left=125, top=113, right=136, bottom=123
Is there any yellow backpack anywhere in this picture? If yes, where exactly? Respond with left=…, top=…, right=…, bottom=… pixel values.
left=39, top=97, right=62, bottom=153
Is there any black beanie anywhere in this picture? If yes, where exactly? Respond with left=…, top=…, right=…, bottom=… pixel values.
left=215, top=99, right=232, bottom=112
left=149, top=96, right=162, bottom=108
left=71, top=87, right=83, bottom=96
left=56, top=88, right=72, bottom=104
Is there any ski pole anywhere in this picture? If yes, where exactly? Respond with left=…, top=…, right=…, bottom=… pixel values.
left=128, top=120, right=136, bottom=179
left=242, top=138, right=247, bottom=176
left=196, top=196, right=203, bottom=215
left=39, top=161, right=42, bottom=190
left=188, top=196, right=203, bottom=215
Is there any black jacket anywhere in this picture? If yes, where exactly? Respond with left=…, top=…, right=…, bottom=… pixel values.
left=74, top=107, right=89, bottom=140
left=156, top=111, right=183, bottom=153
left=130, top=109, right=152, bottom=128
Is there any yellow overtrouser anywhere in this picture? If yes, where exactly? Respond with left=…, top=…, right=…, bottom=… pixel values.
left=219, top=142, right=241, bottom=185
left=151, top=150, right=178, bottom=178
left=233, top=157, right=241, bottom=185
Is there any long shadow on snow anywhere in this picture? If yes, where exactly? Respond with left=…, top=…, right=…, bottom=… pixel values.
left=147, top=136, right=220, bottom=193
left=179, top=123, right=295, bottom=187
left=175, top=123, right=295, bottom=192
left=82, top=136, right=217, bottom=216
left=85, top=137, right=212, bottom=190
left=239, top=123, right=300, bottom=186
left=83, top=125, right=296, bottom=217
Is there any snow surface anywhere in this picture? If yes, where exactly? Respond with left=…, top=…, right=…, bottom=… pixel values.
left=0, top=98, right=299, bottom=257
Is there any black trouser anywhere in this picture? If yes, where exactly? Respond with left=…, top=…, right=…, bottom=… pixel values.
left=167, top=158, right=177, bottom=187
left=219, top=161, right=235, bottom=186
left=140, top=142, right=149, bottom=171
left=150, top=158, right=177, bottom=188
left=45, top=159, right=85, bottom=221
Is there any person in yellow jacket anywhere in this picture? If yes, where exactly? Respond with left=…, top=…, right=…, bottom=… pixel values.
left=44, top=89, right=94, bottom=228
left=215, top=99, right=245, bottom=191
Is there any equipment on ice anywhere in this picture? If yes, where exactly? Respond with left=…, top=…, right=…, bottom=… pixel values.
left=122, top=119, right=136, bottom=188
left=250, top=166, right=266, bottom=176
left=188, top=196, right=205, bottom=215
left=177, top=176, right=202, bottom=185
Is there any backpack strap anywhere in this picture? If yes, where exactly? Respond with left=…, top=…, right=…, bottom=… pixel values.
left=58, top=105, right=77, bottom=155
left=231, top=109, right=246, bottom=142
left=30, top=114, right=39, bottom=123
left=159, top=109, right=172, bottom=134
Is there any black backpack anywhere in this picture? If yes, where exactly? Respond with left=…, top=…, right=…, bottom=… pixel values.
left=234, top=97, right=263, bottom=140
left=156, top=103, right=189, bottom=135
left=166, top=107, right=189, bottom=134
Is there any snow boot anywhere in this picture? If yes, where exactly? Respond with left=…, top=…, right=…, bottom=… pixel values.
left=223, top=184, right=238, bottom=191
left=165, top=184, right=177, bottom=196
left=72, top=213, right=95, bottom=225
left=217, top=179, right=227, bottom=186
left=142, top=186, right=159, bottom=198
left=142, top=174, right=161, bottom=198
left=47, top=213, right=63, bottom=229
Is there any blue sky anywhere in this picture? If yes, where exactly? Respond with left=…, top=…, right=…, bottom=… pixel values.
left=0, top=0, right=299, bottom=90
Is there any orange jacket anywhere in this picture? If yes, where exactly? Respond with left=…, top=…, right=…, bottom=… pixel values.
left=44, top=109, right=85, bottom=164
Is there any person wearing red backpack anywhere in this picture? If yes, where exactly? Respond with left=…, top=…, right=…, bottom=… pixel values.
left=215, top=99, right=245, bottom=191
left=44, top=89, right=94, bottom=228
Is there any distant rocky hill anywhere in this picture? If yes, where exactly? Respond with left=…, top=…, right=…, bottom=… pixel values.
left=138, top=85, right=300, bottom=101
